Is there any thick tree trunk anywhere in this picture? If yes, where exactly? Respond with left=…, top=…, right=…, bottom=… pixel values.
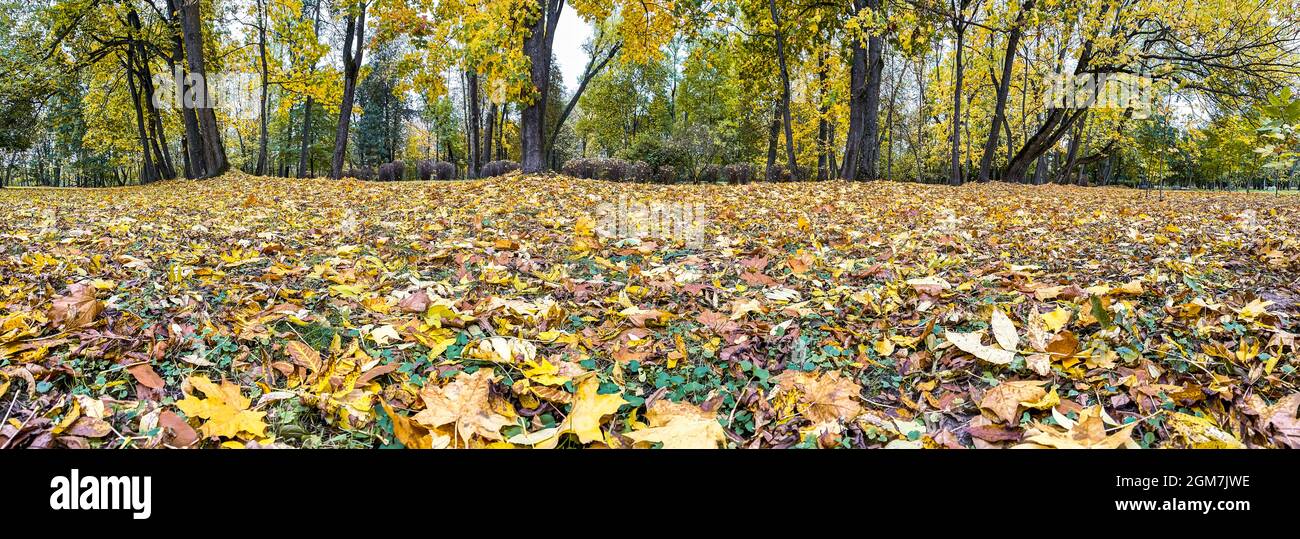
left=520, top=0, right=563, bottom=173
left=330, top=4, right=366, bottom=179
left=977, top=0, right=1034, bottom=183
left=179, top=0, right=229, bottom=178
left=841, top=0, right=883, bottom=181
left=165, top=0, right=201, bottom=178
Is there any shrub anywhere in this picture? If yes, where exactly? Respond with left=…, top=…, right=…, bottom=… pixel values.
left=344, top=166, right=374, bottom=181
left=629, top=161, right=653, bottom=183
left=621, top=134, right=693, bottom=177
left=764, top=164, right=811, bottom=182
left=433, top=161, right=457, bottom=181
left=654, top=165, right=677, bottom=184
left=697, top=164, right=722, bottom=184
left=417, top=160, right=435, bottom=181
left=764, top=164, right=789, bottom=182
left=723, top=163, right=754, bottom=185
left=378, top=161, right=405, bottom=182
left=482, top=160, right=520, bottom=177
left=562, top=158, right=592, bottom=178
left=597, top=158, right=629, bottom=181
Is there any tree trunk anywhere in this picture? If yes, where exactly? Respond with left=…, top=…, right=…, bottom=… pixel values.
left=127, top=7, right=174, bottom=180
left=977, top=0, right=1034, bottom=183
left=165, top=0, right=200, bottom=178
left=254, top=0, right=270, bottom=175
left=816, top=48, right=829, bottom=181
left=546, top=41, right=620, bottom=164
left=125, top=51, right=159, bottom=184
left=766, top=102, right=780, bottom=175
left=520, top=0, right=563, bottom=173
left=467, top=70, right=481, bottom=177
left=841, top=0, right=883, bottom=181
left=1003, top=107, right=1088, bottom=182
left=179, top=0, right=229, bottom=178
left=949, top=16, right=966, bottom=185
left=484, top=102, right=497, bottom=166
left=330, top=3, right=366, bottom=179
left=297, top=0, right=322, bottom=178
left=768, top=0, right=798, bottom=177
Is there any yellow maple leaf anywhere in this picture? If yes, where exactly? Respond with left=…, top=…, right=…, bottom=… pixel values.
left=625, top=400, right=728, bottom=449
left=175, top=375, right=267, bottom=440
left=1041, top=308, right=1072, bottom=332
left=538, top=373, right=627, bottom=448
left=771, top=370, right=863, bottom=423
left=412, top=369, right=516, bottom=444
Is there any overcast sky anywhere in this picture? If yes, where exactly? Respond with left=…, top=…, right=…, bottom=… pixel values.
left=552, top=8, right=594, bottom=91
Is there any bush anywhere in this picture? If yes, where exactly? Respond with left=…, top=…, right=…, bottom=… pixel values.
left=764, top=164, right=809, bottom=182
left=433, top=161, right=457, bottom=181
left=481, top=160, right=520, bottom=177
left=764, top=164, right=788, bottom=182
left=562, top=158, right=592, bottom=178
left=597, top=158, right=629, bottom=181
left=697, top=164, right=723, bottom=184
left=654, top=165, right=677, bottom=184
left=417, top=160, right=435, bottom=181
left=629, top=161, right=653, bottom=183
left=378, top=161, right=406, bottom=182
left=620, top=134, right=693, bottom=179
left=344, top=166, right=374, bottom=181
left=723, top=163, right=755, bottom=185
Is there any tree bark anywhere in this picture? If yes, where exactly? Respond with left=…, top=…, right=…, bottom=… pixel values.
left=976, top=0, right=1034, bottom=183
left=520, top=0, right=563, bottom=173
left=768, top=0, right=798, bottom=177
left=949, top=4, right=968, bottom=186
left=330, top=2, right=366, bottom=179
left=125, top=51, right=159, bottom=184
left=254, top=0, right=270, bottom=175
left=178, top=0, right=229, bottom=178
left=841, top=0, right=883, bottom=181
left=296, top=0, right=322, bottom=178
left=165, top=0, right=200, bottom=178
left=466, top=70, right=481, bottom=177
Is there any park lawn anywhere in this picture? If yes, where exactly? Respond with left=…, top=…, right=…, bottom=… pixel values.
left=0, top=173, right=1297, bottom=449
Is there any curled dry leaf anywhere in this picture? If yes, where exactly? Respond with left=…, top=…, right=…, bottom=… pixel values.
left=625, top=400, right=728, bottom=449
left=1016, top=406, right=1138, bottom=449
left=946, top=330, right=1015, bottom=365
left=412, top=369, right=515, bottom=444
left=979, top=380, right=1048, bottom=424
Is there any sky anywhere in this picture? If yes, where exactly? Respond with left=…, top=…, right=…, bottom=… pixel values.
left=552, top=8, right=594, bottom=91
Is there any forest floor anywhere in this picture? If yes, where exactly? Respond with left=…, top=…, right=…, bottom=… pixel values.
left=1, top=172, right=1297, bottom=449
